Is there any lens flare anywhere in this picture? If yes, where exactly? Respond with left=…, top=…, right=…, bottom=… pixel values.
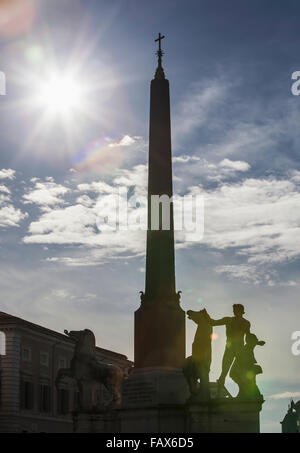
left=210, top=333, right=219, bottom=341
left=25, top=45, right=44, bottom=65
left=73, top=137, right=123, bottom=174
left=0, top=0, right=36, bottom=39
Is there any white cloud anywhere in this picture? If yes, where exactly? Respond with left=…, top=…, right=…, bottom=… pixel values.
left=219, top=158, right=250, bottom=172
left=109, top=135, right=136, bottom=147
left=173, top=81, right=227, bottom=144
left=16, top=159, right=300, bottom=282
left=176, top=176, right=300, bottom=284
left=46, top=256, right=104, bottom=267
left=0, top=169, right=15, bottom=180
left=0, top=205, right=27, bottom=228
left=215, top=264, right=262, bottom=285
left=52, top=289, right=73, bottom=300
left=21, top=166, right=150, bottom=266
left=173, top=155, right=201, bottom=163
left=0, top=176, right=27, bottom=228
left=173, top=156, right=251, bottom=186
left=77, top=181, right=115, bottom=194
left=0, top=193, right=11, bottom=205
left=23, top=194, right=146, bottom=265
left=21, top=170, right=300, bottom=279
left=204, top=121, right=278, bottom=160
left=199, top=178, right=300, bottom=263
left=113, top=165, right=147, bottom=191
left=23, top=181, right=70, bottom=209
left=269, top=392, right=300, bottom=400
left=76, top=194, right=95, bottom=207
left=24, top=204, right=97, bottom=244
left=0, top=185, right=11, bottom=194
left=282, top=280, right=298, bottom=287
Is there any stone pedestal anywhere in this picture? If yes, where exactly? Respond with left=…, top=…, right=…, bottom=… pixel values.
left=73, top=372, right=264, bottom=433
left=73, top=410, right=120, bottom=433
left=122, top=367, right=189, bottom=407
left=135, top=304, right=185, bottom=368
left=121, top=366, right=189, bottom=433
left=121, top=405, right=187, bottom=433
left=74, top=399, right=263, bottom=434
left=187, top=398, right=263, bottom=433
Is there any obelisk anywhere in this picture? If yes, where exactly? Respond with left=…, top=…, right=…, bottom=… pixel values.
left=134, top=34, right=186, bottom=369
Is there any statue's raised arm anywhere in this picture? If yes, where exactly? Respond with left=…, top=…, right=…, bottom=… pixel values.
left=209, top=316, right=231, bottom=327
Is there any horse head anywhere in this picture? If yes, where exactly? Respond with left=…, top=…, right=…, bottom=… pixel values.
left=187, top=308, right=210, bottom=324
left=65, top=329, right=96, bottom=356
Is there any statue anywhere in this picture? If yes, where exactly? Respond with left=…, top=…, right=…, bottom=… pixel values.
left=229, top=333, right=265, bottom=400
left=208, top=304, right=251, bottom=394
left=183, top=309, right=212, bottom=401
left=184, top=304, right=265, bottom=402
left=55, top=329, right=125, bottom=411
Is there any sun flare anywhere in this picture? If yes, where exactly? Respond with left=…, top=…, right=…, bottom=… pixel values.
left=35, top=72, right=83, bottom=116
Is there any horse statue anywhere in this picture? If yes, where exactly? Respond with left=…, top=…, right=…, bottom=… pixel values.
left=55, top=329, right=125, bottom=411
left=183, top=309, right=212, bottom=401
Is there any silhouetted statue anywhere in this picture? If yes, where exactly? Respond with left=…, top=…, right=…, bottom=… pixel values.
left=209, top=304, right=250, bottom=394
left=183, top=309, right=212, bottom=401
left=229, top=333, right=265, bottom=399
left=55, top=329, right=125, bottom=411
left=281, top=400, right=300, bottom=433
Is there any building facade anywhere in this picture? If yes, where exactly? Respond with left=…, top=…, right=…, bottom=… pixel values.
left=0, top=311, right=132, bottom=433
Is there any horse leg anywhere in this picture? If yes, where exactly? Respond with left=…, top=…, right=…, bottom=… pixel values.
left=199, top=365, right=210, bottom=401
left=105, top=369, right=123, bottom=408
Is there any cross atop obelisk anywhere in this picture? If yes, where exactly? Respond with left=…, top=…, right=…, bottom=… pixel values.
left=154, top=33, right=166, bottom=79
left=155, top=33, right=165, bottom=63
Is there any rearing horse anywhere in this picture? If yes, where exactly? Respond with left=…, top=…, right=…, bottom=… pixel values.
left=55, top=329, right=124, bottom=411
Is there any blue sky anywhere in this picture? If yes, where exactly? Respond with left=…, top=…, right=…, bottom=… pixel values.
left=1, top=0, right=300, bottom=432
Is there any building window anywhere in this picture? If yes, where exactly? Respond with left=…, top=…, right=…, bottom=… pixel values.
left=0, top=331, right=6, bottom=355
left=20, top=380, right=34, bottom=410
left=58, top=357, right=67, bottom=369
left=22, top=347, right=32, bottom=362
left=39, top=383, right=51, bottom=413
left=40, top=351, right=49, bottom=367
left=57, top=388, right=69, bottom=415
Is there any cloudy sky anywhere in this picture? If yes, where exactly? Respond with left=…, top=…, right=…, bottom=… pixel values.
left=1, top=0, right=300, bottom=432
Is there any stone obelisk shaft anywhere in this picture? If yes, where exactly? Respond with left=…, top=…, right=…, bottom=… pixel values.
left=145, top=70, right=175, bottom=299
left=134, top=37, right=185, bottom=369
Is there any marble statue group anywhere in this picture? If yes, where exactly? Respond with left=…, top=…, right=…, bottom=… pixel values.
left=183, top=304, right=265, bottom=401
left=56, top=303, right=264, bottom=411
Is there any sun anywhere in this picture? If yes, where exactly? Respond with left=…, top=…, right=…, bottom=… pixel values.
left=10, top=40, right=122, bottom=157
left=35, top=72, right=83, bottom=117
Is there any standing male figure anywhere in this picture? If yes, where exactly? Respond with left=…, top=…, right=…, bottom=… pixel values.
left=209, top=304, right=251, bottom=392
